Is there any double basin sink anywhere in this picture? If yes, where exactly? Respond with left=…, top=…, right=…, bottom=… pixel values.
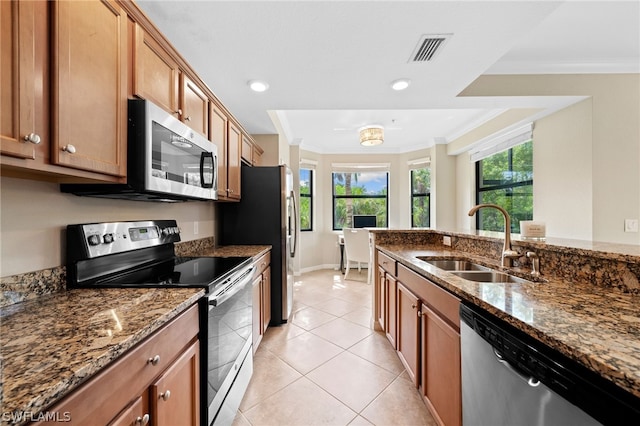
left=418, top=258, right=530, bottom=284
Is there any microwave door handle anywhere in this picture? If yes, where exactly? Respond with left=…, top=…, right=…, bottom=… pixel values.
left=200, top=152, right=214, bottom=189
left=212, top=154, right=218, bottom=193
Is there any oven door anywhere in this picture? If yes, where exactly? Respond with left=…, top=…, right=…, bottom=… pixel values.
left=204, top=266, right=255, bottom=425
left=143, top=100, right=218, bottom=200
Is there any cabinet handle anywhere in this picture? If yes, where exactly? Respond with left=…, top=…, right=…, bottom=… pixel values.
left=228, top=189, right=234, bottom=193
left=61, top=144, right=76, bottom=154
left=174, top=109, right=183, bottom=116
left=411, top=304, right=417, bottom=310
left=135, top=414, right=150, bottom=425
left=160, top=390, right=171, bottom=401
left=23, top=133, right=41, bottom=144
left=184, top=116, right=192, bottom=121
left=417, top=310, right=423, bottom=317
left=147, top=355, right=160, bottom=365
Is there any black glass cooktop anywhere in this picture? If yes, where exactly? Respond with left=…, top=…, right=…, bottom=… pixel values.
left=96, top=256, right=251, bottom=290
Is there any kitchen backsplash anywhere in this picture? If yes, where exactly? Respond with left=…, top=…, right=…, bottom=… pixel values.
left=372, top=229, right=640, bottom=294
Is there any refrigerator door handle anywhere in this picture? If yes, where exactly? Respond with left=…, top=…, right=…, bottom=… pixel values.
left=290, top=190, right=298, bottom=257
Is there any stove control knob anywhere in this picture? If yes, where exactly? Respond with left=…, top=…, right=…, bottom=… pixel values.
left=161, top=228, right=170, bottom=236
left=87, top=235, right=101, bottom=246
left=173, top=226, right=181, bottom=234
left=103, top=233, right=115, bottom=244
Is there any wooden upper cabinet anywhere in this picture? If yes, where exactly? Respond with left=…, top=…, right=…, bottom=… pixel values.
left=1, top=0, right=47, bottom=160
left=180, top=74, right=208, bottom=138
left=227, top=121, right=242, bottom=200
left=51, top=0, right=127, bottom=177
left=210, top=103, right=228, bottom=199
left=132, top=23, right=179, bottom=116
left=241, top=135, right=253, bottom=165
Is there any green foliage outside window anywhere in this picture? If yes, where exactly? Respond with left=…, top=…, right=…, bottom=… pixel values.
left=300, top=169, right=312, bottom=231
left=476, top=141, right=533, bottom=233
left=411, top=168, right=430, bottom=227
left=332, top=172, right=388, bottom=230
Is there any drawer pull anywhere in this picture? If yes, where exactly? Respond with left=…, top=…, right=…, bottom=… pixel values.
left=147, top=355, right=160, bottom=365
left=160, top=390, right=171, bottom=401
left=61, top=144, right=76, bottom=154
left=135, top=414, right=150, bottom=425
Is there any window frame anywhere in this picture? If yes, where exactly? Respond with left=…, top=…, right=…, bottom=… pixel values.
left=475, top=141, right=533, bottom=233
left=331, top=171, right=389, bottom=231
left=299, top=168, right=313, bottom=232
left=410, top=167, right=431, bottom=228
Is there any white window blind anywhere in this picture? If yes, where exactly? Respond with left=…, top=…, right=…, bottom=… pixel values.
left=407, top=157, right=431, bottom=170
left=331, top=163, right=390, bottom=173
left=469, top=123, right=533, bottom=163
left=300, top=158, right=318, bottom=170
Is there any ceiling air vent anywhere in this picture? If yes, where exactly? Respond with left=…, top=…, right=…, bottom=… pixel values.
left=410, top=34, right=452, bottom=62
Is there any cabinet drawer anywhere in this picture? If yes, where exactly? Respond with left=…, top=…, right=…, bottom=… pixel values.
left=44, top=304, right=199, bottom=425
left=397, top=264, right=460, bottom=330
left=377, top=251, right=396, bottom=275
left=254, top=251, right=271, bottom=277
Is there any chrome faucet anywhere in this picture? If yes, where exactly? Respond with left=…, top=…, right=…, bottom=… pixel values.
left=468, top=204, right=520, bottom=268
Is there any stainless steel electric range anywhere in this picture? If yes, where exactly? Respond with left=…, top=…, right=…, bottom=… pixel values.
left=66, top=220, right=254, bottom=426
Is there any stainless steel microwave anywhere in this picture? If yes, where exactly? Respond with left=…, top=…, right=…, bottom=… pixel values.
left=61, top=99, right=218, bottom=202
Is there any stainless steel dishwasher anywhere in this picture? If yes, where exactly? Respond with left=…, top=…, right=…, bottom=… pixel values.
left=460, top=303, right=640, bottom=426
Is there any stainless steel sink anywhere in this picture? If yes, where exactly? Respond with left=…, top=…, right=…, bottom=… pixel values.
left=449, top=271, right=530, bottom=284
left=418, top=257, right=490, bottom=271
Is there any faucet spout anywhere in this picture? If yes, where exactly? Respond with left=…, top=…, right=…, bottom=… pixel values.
left=468, top=204, right=519, bottom=268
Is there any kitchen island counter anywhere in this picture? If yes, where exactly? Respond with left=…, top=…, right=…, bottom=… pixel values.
left=376, top=243, right=640, bottom=401
left=0, top=287, right=203, bottom=424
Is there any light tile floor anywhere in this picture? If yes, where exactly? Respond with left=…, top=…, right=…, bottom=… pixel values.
left=233, top=269, right=437, bottom=426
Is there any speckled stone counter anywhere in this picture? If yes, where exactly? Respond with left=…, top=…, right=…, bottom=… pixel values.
left=375, top=243, right=640, bottom=400
left=195, top=244, right=271, bottom=258
left=0, top=287, right=203, bottom=424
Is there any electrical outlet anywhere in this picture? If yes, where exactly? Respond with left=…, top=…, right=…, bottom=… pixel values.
left=443, top=236, right=452, bottom=246
left=194, top=221, right=199, bottom=235
left=624, top=219, right=638, bottom=233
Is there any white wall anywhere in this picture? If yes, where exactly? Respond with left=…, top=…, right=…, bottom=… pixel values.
left=0, top=177, right=215, bottom=277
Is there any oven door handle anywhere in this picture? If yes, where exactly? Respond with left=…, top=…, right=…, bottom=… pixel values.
left=208, top=266, right=255, bottom=307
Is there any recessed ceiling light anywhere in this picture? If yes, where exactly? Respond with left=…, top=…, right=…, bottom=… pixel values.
left=391, top=79, right=411, bottom=91
left=248, top=80, right=269, bottom=92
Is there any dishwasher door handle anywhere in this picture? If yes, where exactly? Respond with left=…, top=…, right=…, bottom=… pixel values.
left=493, top=347, right=541, bottom=387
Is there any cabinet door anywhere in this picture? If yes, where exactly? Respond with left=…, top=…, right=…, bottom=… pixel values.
left=397, top=282, right=420, bottom=386
left=376, top=266, right=386, bottom=330
left=180, top=74, right=208, bottom=137
left=151, top=341, right=199, bottom=426
left=227, top=121, right=242, bottom=200
left=262, top=266, right=271, bottom=332
left=422, top=304, right=462, bottom=426
left=52, top=0, right=127, bottom=176
left=109, top=393, right=149, bottom=426
left=386, top=274, right=397, bottom=348
left=133, top=24, right=179, bottom=116
left=1, top=0, right=46, bottom=160
left=241, top=135, right=253, bottom=164
left=252, top=275, right=262, bottom=353
left=210, top=103, right=228, bottom=199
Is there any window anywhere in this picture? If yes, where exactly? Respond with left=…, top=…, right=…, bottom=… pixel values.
left=475, top=140, right=533, bottom=233
left=299, top=168, right=313, bottom=231
left=411, top=167, right=430, bottom=227
left=332, top=171, right=388, bottom=230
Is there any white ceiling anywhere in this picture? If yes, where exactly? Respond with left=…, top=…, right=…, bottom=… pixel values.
left=136, top=0, right=640, bottom=154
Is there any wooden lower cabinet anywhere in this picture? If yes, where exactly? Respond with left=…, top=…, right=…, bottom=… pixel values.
left=252, top=251, right=271, bottom=353
left=396, top=282, right=420, bottom=386
left=39, top=304, right=199, bottom=426
left=421, top=304, right=462, bottom=426
left=377, top=257, right=462, bottom=426
left=385, top=274, right=397, bottom=348
left=150, top=342, right=199, bottom=426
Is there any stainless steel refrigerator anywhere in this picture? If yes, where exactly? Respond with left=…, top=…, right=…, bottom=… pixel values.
left=219, top=164, right=297, bottom=325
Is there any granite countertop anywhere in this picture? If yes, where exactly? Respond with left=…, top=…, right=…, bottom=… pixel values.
left=0, top=243, right=269, bottom=422
left=376, top=244, right=640, bottom=400
left=0, top=287, right=203, bottom=424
